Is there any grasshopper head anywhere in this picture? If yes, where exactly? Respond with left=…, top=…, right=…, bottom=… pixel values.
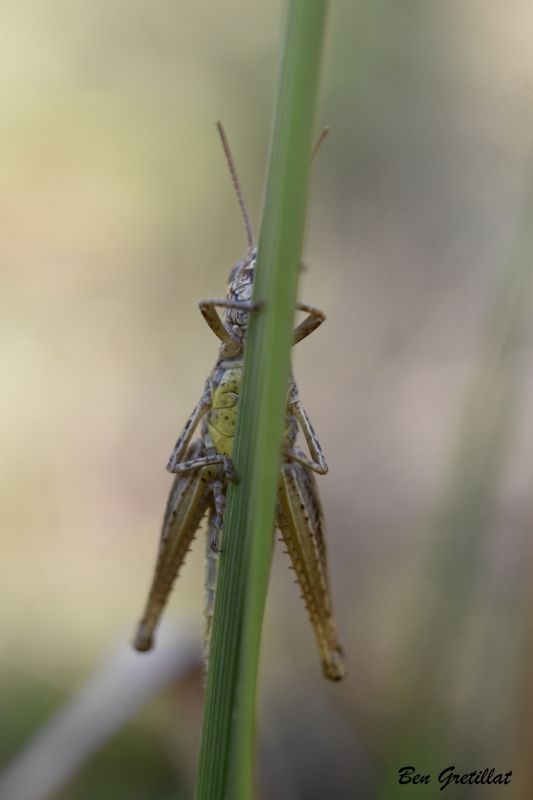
left=223, top=248, right=257, bottom=347
left=227, top=248, right=256, bottom=300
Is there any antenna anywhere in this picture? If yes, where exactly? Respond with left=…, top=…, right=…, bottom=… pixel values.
left=215, top=120, right=254, bottom=254
left=311, top=126, right=330, bottom=162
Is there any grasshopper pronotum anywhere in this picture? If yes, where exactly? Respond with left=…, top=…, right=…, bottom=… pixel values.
left=133, top=123, right=346, bottom=681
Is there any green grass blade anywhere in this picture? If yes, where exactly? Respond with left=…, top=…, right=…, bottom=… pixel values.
left=194, top=1, right=329, bottom=799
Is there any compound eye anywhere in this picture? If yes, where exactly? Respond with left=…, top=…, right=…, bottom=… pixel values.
left=227, top=262, right=241, bottom=285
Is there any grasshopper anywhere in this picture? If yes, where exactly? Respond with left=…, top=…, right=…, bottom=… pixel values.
left=134, top=122, right=346, bottom=681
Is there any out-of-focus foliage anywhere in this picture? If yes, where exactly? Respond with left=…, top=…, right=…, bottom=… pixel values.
left=1, top=0, right=533, bottom=796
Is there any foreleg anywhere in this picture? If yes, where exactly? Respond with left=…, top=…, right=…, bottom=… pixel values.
left=198, top=298, right=263, bottom=343
left=293, top=302, right=325, bottom=346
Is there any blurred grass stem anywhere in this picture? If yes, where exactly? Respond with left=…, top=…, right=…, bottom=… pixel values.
left=194, top=1, right=329, bottom=799
left=381, top=166, right=533, bottom=797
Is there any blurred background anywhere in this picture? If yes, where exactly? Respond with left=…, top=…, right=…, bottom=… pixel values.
left=1, top=0, right=533, bottom=797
